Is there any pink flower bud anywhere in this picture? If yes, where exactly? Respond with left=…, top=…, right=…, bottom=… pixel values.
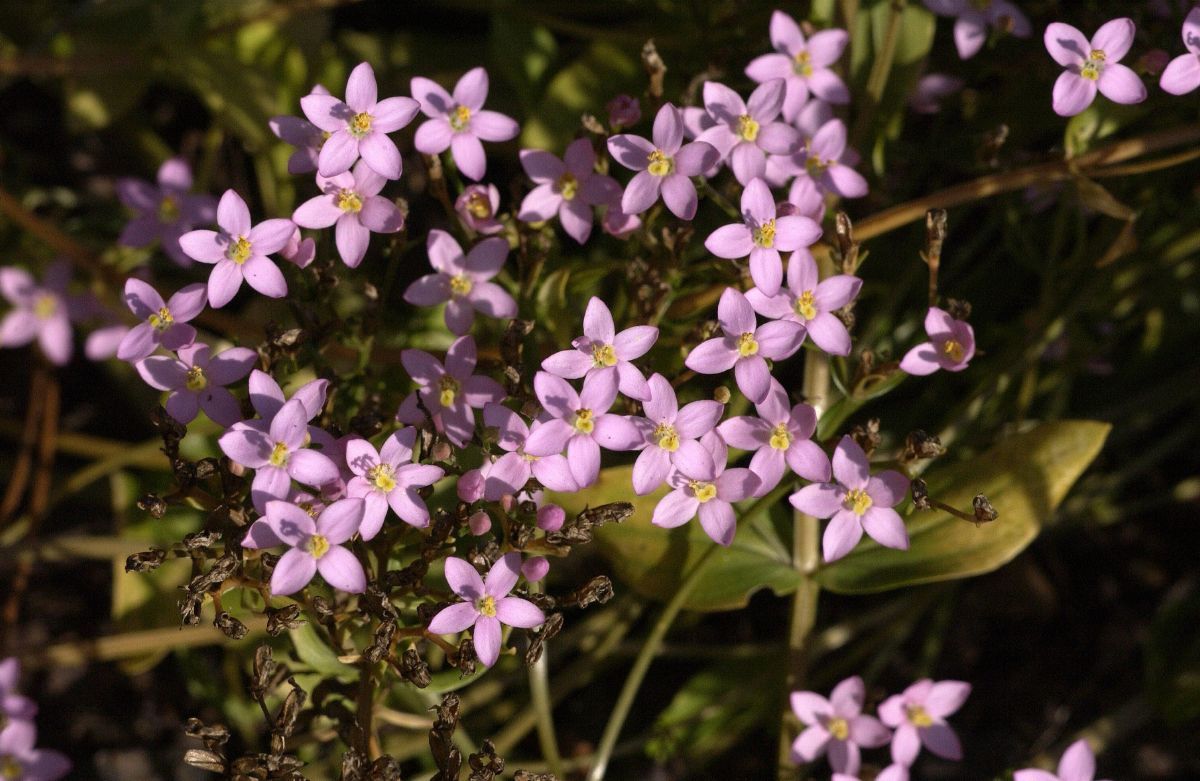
left=469, top=510, right=492, bottom=535
left=521, top=556, right=550, bottom=582
left=536, top=503, right=565, bottom=532
left=606, top=94, right=640, bottom=129
left=457, top=468, right=485, bottom=502
left=455, top=184, right=503, bottom=235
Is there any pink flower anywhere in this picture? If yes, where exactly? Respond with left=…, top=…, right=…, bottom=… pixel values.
left=606, top=94, right=641, bottom=129
left=117, top=158, right=217, bottom=266
left=716, top=378, right=830, bottom=496
left=0, top=719, right=71, bottom=781
left=651, top=433, right=760, bottom=546
left=400, top=335, right=506, bottom=447
left=909, top=73, right=965, bottom=114
left=270, top=84, right=330, bottom=175
left=179, top=190, right=295, bottom=308
left=627, top=373, right=724, bottom=495
left=746, top=251, right=861, bottom=357
left=345, top=428, right=445, bottom=538
left=279, top=226, right=316, bottom=269
left=136, top=342, right=256, bottom=427
left=607, top=103, right=718, bottom=220
left=789, top=436, right=909, bottom=562
left=541, top=296, right=658, bottom=400
left=684, top=287, right=805, bottom=404
left=246, top=369, right=330, bottom=424
left=1161, top=8, right=1200, bottom=95
left=0, top=658, right=37, bottom=725
left=790, top=676, right=892, bottom=775
left=1045, top=18, right=1147, bottom=116
left=878, top=678, right=971, bottom=766
left=300, top=62, right=420, bottom=179
left=704, top=177, right=822, bottom=296
left=1015, top=739, right=1110, bottom=781
left=478, top=403, right=579, bottom=498
left=427, top=553, right=545, bottom=667
left=412, top=67, right=520, bottom=181
left=518, top=139, right=621, bottom=244
left=923, top=0, right=1031, bottom=59
left=523, top=371, right=642, bottom=488
left=291, top=161, right=404, bottom=267
left=899, top=307, right=976, bottom=375
left=601, top=200, right=642, bottom=238
left=402, top=230, right=517, bottom=335
left=787, top=118, right=868, bottom=199
left=688, top=80, right=799, bottom=185
left=117, top=279, right=207, bottom=362
left=242, top=498, right=367, bottom=595
left=0, top=262, right=82, bottom=366
left=455, top=184, right=503, bottom=235
left=745, top=11, right=850, bottom=120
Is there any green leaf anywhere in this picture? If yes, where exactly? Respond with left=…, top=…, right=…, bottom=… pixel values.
left=547, top=466, right=804, bottom=612
left=289, top=623, right=357, bottom=681
left=818, top=420, right=1111, bottom=594
left=521, top=40, right=637, bottom=151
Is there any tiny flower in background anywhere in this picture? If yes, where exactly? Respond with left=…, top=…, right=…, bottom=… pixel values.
left=607, top=102, right=718, bottom=220
left=179, top=190, right=295, bottom=308
left=705, top=177, right=822, bottom=296
left=136, top=342, right=256, bottom=427
left=242, top=498, right=367, bottom=595
left=270, top=84, right=330, bottom=175
left=1015, top=739, right=1110, bottom=781
left=278, top=226, right=316, bottom=269
left=790, top=675, right=891, bottom=775
left=909, top=73, right=965, bottom=114
left=789, top=435, right=910, bottom=562
left=746, top=11, right=850, bottom=119
left=746, top=251, right=862, bottom=357
left=651, top=434, right=760, bottom=546
left=627, top=373, right=724, bottom=495
left=116, top=157, right=217, bottom=266
left=899, top=307, right=976, bottom=375
left=84, top=321, right=130, bottom=362
left=541, top=296, right=658, bottom=400
left=479, top=403, right=579, bottom=497
left=412, top=67, right=520, bottom=181
left=923, top=0, right=1031, bottom=60
left=1161, top=8, right=1200, bottom=95
left=606, top=94, right=641, bottom=129
left=117, top=279, right=206, bottom=362
left=518, top=139, right=620, bottom=244
left=427, top=553, right=545, bottom=667
left=400, top=335, right=507, bottom=447
left=0, top=262, right=80, bottom=366
left=781, top=178, right=826, bottom=223
left=0, top=657, right=37, bottom=725
left=301, top=62, right=419, bottom=179
left=601, top=199, right=642, bottom=238
left=685, top=287, right=805, bottom=404
left=0, top=720, right=71, bottom=781
left=403, top=229, right=517, bottom=335
left=292, top=160, right=404, bottom=268
left=455, top=183, right=503, bottom=234
left=1045, top=18, right=1147, bottom=117
left=689, top=79, right=799, bottom=184
left=345, top=428, right=445, bottom=538
left=878, top=678, right=971, bottom=766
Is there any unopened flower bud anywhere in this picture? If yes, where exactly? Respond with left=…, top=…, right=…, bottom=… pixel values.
left=713, top=386, right=731, bottom=404
left=469, top=510, right=492, bottom=536
left=536, top=504, right=565, bottom=532
left=606, top=94, right=641, bottom=129
left=457, top=468, right=485, bottom=502
left=521, top=556, right=550, bottom=582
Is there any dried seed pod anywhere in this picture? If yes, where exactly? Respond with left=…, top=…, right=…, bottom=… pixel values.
left=399, top=647, right=431, bottom=689
left=183, top=748, right=226, bottom=774
left=561, top=576, right=615, bottom=609
left=973, top=494, right=999, bottom=523
left=910, top=478, right=932, bottom=511
left=524, top=612, right=564, bottom=666
left=266, top=604, right=305, bottom=636
left=214, top=611, right=248, bottom=640
left=137, top=493, right=168, bottom=518
left=251, top=645, right=275, bottom=699
left=125, top=548, right=167, bottom=573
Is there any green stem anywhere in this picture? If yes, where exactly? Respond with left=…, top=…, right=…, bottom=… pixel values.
left=851, top=0, right=906, bottom=151
left=528, top=583, right=563, bottom=776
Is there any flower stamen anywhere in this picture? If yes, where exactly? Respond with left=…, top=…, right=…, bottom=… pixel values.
left=185, top=365, right=207, bottom=392
left=438, top=376, right=460, bottom=408
left=591, top=343, right=618, bottom=368
left=752, top=219, right=776, bottom=248
left=477, top=594, right=497, bottom=617
left=736, top=114, right=760, bottom=142
left=268, top=442, right=290, bottom=467
left=690, top=480, right=718, bottom=503
left=349, top=112, right=373, bottom=138
left=572, top=408, right=595, bottom=435
left=304, top=534, right=331, bottom=559
left=795, top=290, right=817, bottom=321
left=737, top=332, right=759, bottom=357
left=228, top=236, right=253, bottom=265
left=844, top=487, right=873, bottom=516
left=654, top=422, right=680, bottom=452
left=450, top=105, right=472, bottom=132
left=647, top=149, right=674, bottom=177
left=769, top=423, right=792, bottom=451
left=368, top=463, right=396, bottom=492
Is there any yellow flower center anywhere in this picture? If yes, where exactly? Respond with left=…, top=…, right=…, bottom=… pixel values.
left=654, top=422, right=680, bottom=452
left=907, top=704, right=934, bottom=728
left=158, top=194, right=180, bottom=222
left=690, top=480, right=718, bottom=503
left=647, top=149, right=674, bottom=177
left=33, top=293, right=57, bottom=320
left=557, top=172, right=579, bottom=200
left=737, top=332, right=759, bottom=357
left=1081, top=50, right=1106, bottom=80
left=228, top=236, right=253, bottom=265
left=349, top=111, right=373, bottom=137
left=0, top=755, right=22, bottom=780
left=942, top=339, right=965, bottom=362
left=752, top=219, right=776, bottom=248
left=477, top=594, right=497, bottom=617
left=769, top=423, right=792, bottom=451
left=794, top=290, right=817, bottom=321
left=844, top=487, right=873, bottom=516
left=304, top=534, right=331, bottom=559
left=368, top=463, right=396, bottom=492
left=450, top=105, right=472, bottom=131
left=793, top=50, right=814, bottom=77
left=466, top=191, right=491, bottom=218
left=336, top=189, right=363, bottom=213
left=438, top=375, right=460, bottom=408
left=449, top=274, right=473, bottom=296
left=735, top=114, right=760, bottom=142
left=185, top=365, right=207, bottom=391
left=573, top=408, right=595, bottom=435
left=591, top=343, right=618, bottom=368
left=805, top=156, right=830, bottom=175
left=149, top=306, right=174, bottom=330
left=268, top=441, right=290, bottom=467
left=827, top=717, right=850, bottom=741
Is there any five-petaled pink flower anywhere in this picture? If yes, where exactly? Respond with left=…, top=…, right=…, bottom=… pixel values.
left=0, top=717, right=71, bottom=781
left=345, top=428, right=445, bottom=539
left=627, top=373, right=724, bottom=495
left=301, top=62, right=420, bottom=180
left=427, top=553, right=545, bottom=667
left=923, top=0, right=1031, bottom=60
left=136, top=342, right=256, bottom=427
left=116, top=158, right=217, bottom=266
left=541, top=296, right=658, bottom=401
left=0, top=262, right=81, bottom=366
left=899, top=307, right=976, bottom=375
left=746, top=251, right=861, bottom=357
left=412, top=67, right=520, bottom=181
left=789, top=436, right=910, bottom=562
left=784, top=118, right=868, bottom=200
left=399, top=335, right=507, bottom=447
left=705, top=177, right=822, bottom=296
left=684, top=287, right=805, bottom=404
left=1045, top=18, right=1147, bottom=117
left=518, top=139, right=621, bottom=244
left=292, top=160, right=404, bottom=268
left=878, top=678, right=971, bottom=766
left=456, top=183, right=503, bottom=235
left=651, top=433, right=760, bottom=546
left=1161, top=8, right=1200, bottom=95
left=270, top=84, right=331, bottom=175
left=686, top=80, right=799, bottom=185
left=477, top=403, right=579, bottom=498
left=1015, top=739, right=1110, bottom=781
left=746, top=11, right=850, bottom=119
left=242, top=498, right=367, bottom=595
left=402, top=230, right=517, bottom=335
left=790, top=676, right=892, bottom=775
left=179, top=190, right=295, bottom=308
left=607, top=103, right=718, bottom=220
left=117, top=279, right=206, bottom=362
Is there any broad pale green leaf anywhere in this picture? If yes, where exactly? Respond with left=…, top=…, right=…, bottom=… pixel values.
left=548, top=466, right=803, bottom=612
left=289, top=623, right=357, bottom=681
left=818, top=420, right=1111, bottom=594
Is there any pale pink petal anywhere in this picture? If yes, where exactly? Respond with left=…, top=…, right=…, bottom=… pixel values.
left=822, top=510, right=863, bottom=562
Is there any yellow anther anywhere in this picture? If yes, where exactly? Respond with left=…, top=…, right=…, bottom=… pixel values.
left=690, top=480, right=718, bottom=503
left=942, top=339, right=965, bottom=362
left=438, top=375, right=460, bottom=408
left=844, top=487, right=873, bottom=516
left=304, top=534, right=331, bottom=559
left=149, top=306, right=174, bottom=329
left=654, top=422, right=680, bottom=452
left=477, top=594, right=497, bottom=617
left=827, top=717, right=850, bottom=741
left=158, top=194, right=180, bottom=222
left=769, top=423, right=792, bottom=451
left=368, top=463, right=396, bottom=492
left=557, top=172, right=579, bottom=200
left=268, top=441, right=290, bottom=467
left=33, top=294, right=58, bottom=320
left=591, top=343, right=618, bottom=368
left=647, top=149, right=674, bottom=177
left=736, top=114, right=760, bottom=142
left=335, top=189, right=363, bottom=213
left=793, top=49, right=814, bottom=77
left=185, top=365, right=207, bottom=392
left=450, top=105, right=472, bottom=131
left=350, top=111, right=373, bottom=137
left=805, top=155, right=829, bottom=175
left=228, top=236, right=253, bottom=264
left=737, top=332, right=759, bottom=357
left=795, top=290, right=818, bottom=321
left=752, top=219, right=776, bottom=248
left=573, top=408, right=595, bottom=435
left=907, top=705, right=934, bottom=728
left=0, top=754, right=22, bottom=780
left=449, top=274, right=473, bottom=296
left=466, top=191, right=491, bottom=218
